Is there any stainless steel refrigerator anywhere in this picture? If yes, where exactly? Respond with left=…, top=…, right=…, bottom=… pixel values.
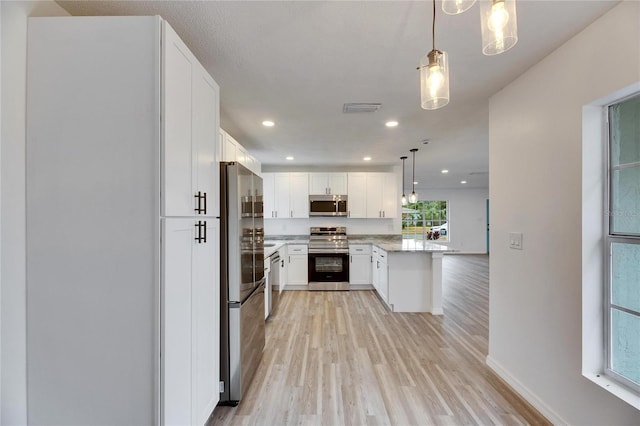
left=219, top=162, right=265, bottom=405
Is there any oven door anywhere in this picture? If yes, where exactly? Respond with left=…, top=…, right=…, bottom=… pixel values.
left=308, top=253, right=349, bottom=283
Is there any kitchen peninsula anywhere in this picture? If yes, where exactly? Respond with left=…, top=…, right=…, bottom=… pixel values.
left=265, top=235, right=452, bottom=315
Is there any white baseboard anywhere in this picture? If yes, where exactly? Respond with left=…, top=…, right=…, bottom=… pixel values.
left=486, top=355, right=568, bottom=425
left=348, top=284, right=374, bottom=290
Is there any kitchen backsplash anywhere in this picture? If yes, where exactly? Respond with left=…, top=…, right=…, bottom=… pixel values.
left=264, top=217, right=400, bottom=236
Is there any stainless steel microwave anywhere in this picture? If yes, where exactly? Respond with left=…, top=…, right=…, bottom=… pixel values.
left=309, top=195, right=348, bottom=217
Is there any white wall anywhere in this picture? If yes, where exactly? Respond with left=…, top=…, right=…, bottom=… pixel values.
left=421, top=188, right=488, bottom=253
left=0, top=2, right=69, bottom=423
left=488, top=2, right=640, bottom=424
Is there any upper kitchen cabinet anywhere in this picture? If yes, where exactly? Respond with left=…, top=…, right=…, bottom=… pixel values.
left=220, top=128, right=262, bottom=176
left=26, top=16, right=219, bottom=425
left=348, top=172, right=398, bottom=218
left=263, top=172, right=309, bottom=218
left=309, top=173, right=348, bottom=195
left=163, top=23, right=219, bottom=218
left=347, top=173, right=367, bottom=218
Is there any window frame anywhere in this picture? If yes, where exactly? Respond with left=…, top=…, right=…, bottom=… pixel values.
left=401, top=199, right=450, bottom=242
left=604, top=93, right=640, bottom=394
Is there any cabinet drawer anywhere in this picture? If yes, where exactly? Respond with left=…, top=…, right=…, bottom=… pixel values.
left=377, top=248, right=387, bottom=261
left=287, top=244, right=308, bottom=254
left=349, top=244, right=371, bottom=255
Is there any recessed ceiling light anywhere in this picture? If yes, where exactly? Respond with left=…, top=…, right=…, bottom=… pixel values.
left=385, top=121, right=399, bottom=127
left=441, top=169, right=449, bottom=174
left=262, top=120, right=275, bottom=127
left=285, top=156, right=294, bottom=161
left=461, top=180, right=467, bottom=184
left=413, top=181, right=418, bottom=185
left=363, top=156, right=372, bottom=161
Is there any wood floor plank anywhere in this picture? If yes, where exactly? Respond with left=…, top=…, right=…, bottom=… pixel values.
left=210, top=255, right=551, bottom=426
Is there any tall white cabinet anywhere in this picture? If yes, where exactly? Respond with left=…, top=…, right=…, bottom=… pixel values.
left=26, top=17, right=219, bottom=426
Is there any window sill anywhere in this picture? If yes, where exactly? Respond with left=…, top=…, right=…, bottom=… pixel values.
left=583, top=372, right=640, bottom=411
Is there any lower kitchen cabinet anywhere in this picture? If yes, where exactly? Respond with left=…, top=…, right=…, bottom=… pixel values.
left=278, top=245, right=288, bottom=291
left=163, top=218, right=219, bottom=425
left=349, top=244, right=372, bottom=285
left=287, top=244, right=308, bottom=285
left=371, top=246, right=389, bottom=304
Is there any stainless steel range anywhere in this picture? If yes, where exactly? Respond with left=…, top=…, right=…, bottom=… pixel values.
left=308, top=227, right=349, bottom=291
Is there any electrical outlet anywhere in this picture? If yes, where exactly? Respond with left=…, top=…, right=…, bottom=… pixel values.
left=509, top=232, right=523, bottom=250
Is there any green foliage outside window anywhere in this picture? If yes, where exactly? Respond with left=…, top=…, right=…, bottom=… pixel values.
left=402, top=200, right=448, bottom=241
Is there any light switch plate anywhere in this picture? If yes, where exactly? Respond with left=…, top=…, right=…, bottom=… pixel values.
left=509, top=232, right=523, bottom=250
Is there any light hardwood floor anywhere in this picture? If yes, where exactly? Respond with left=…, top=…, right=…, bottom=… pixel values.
left=210, top=255, right=550, bottom=425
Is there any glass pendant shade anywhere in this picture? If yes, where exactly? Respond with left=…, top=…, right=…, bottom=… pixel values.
left=401, top=194, right=408, bottom=206
left=420, top=50, right=450, bottom=110
left=480, top=0, right=518, bottom=55
left=442, top=0, right=476, bottom=15
left=409, top=149, right=418, bottom=203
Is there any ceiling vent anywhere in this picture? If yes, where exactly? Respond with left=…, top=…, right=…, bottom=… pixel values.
left=342, top=103, right=381, bottom=113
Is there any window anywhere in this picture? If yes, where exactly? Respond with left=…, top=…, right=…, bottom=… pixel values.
left=606, top=93, right=640, bottom=392
left=402, top=200, right=449, bottom=242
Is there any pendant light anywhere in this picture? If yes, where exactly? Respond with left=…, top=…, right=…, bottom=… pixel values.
left=420, top=0, right=450, bottom=110
left=401, top=156, right=408, bottom=206
left=480, top=0, right=518, bottom=55
left=409, top=149, right=418, bottom=203
left=442, top=0, right=476, bottom=15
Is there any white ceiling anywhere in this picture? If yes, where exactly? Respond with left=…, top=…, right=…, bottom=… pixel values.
left=57, top=0, right=618, bottom=189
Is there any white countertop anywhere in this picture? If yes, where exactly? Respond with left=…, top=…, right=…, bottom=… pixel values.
left=263, top=239, right=308, bottom=258
left=374, top=239, right=452, bottom=253
left=263, top=236, right=453, bottom=256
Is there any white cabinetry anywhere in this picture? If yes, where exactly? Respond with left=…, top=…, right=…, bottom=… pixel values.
left=347, top=173, right=368, bottom=218
left=163, top=219, right=219, bottom=426
left=279, top=245, right=288, bottom=291
left=163, top=24, right=219, bottom=218
left=366, top=173, right=397, bottom=218
left=371, top=246, right=389, bottom=304
left=263, top=173, right=309, bottom=218
left=290, top=173, right=310, bottom=218
left=221, top=130, right=237, bottom=162
left=287, top=244, right=309, bottom=285
left=26, top=17, right=219, bottom=425
left=309, top=173, right=348, bottom=195
left=220, top=129, right=261, bottom=175
left=349, top=244, right=372, bottom=285
left=348, top=172, right=397, bottom=218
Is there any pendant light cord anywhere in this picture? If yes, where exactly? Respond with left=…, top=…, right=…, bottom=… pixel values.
left=412, top=150, right=416, bottom=192
left=432, top=0, right=436, bottom=52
